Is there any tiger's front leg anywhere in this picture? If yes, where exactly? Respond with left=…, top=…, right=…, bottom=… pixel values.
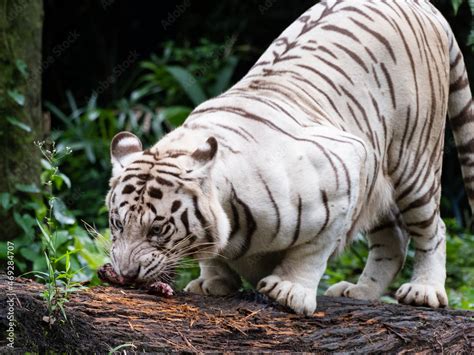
left=257, top=235, right=340, bottom=316
left=184, top=257, right=242, bottom=296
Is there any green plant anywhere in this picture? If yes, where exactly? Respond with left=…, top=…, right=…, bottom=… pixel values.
left=136, top=38, right=240, bottom=124
left=0, top=140, right=109, bottom=286
left=28, top=141, right=85, bottom=325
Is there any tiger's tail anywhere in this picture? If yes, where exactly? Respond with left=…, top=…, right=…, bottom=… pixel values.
left=447, top=36, right=474, bottom=213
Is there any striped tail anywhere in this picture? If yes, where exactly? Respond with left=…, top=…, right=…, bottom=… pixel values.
left=448, top=37, right=474, bottom=213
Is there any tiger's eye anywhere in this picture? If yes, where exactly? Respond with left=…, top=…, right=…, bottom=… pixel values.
left=150, top=226, right=162, bottom=235
left=115, top=219, right=123, bottom=231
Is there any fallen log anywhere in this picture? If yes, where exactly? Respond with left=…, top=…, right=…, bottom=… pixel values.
left=0, top=274, right=473, bottom=353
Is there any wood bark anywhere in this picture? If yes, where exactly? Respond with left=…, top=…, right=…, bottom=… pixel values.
left=0, top=0, right=44, bottom=240
left=0, top=275, right=472, bottom=353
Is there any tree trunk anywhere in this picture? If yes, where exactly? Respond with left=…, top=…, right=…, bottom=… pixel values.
left=0, top=275, right=472, bottom=353
left=0, top=0, right=44, bottom=239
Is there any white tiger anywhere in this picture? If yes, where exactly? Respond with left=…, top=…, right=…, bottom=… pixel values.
left=106, top=0, right=473, bottom=315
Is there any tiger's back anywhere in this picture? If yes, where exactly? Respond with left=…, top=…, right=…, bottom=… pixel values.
left=106, top=0, right=473, bottom=315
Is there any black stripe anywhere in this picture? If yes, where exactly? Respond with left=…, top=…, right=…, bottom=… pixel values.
left=181, top=209, right=190, bottom=236
left=450, top=102, right=472, bottom=130
left=148, top=187, right=163, bottom=199
left=122, top=174, right=138, bottom=182
left=192, top=196, right=207, bottom=227
left=319, top=190, right=330, bottom=234
left=171, top=200, right=182, bottom=213
left=192, top=196, right=213, bottom=242
left=156, top=176, right=174, bottom=186
left=146, top=202, right=157, bottom=214
left=215, top=123, right=251, bottom=142
left=290, top=196, right=302, bottom=246
left=131, top=160, right=155, bottom=166
left=229, top=199, right=240, bottom=240
left=231, top=187, right=257, bottom=259
left=122, top=185, right=135, bottom=194
left=155, top=162, right=180, bottom=169
left=259, top=175, right=281, bottom=241
left=350, top=17, right=396, bottom=63
left=156, top=169, right=193, bottom=181
left=333, top=43, right=369, bottom=73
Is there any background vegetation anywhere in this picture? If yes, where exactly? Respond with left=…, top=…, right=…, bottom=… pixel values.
left=1, top=0, right=473, bottom=311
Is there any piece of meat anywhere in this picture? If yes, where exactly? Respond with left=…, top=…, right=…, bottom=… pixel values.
left=97, top=263, right=125, bottom=285
left=97, top=263, right=174, bottom=297
left=147, top=281, right=174, bottom=298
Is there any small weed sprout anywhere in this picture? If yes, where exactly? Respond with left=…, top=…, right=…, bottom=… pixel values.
left=32, top=141, right=85, bottom=326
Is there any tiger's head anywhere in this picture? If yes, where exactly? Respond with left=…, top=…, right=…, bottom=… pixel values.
left=105, top=131, right=230, bottom=284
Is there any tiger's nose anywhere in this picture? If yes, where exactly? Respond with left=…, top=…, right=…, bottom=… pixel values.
left=120, top=267, right=140, bottom=282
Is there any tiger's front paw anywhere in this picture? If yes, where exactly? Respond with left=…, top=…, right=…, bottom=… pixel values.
left=257, top=275, right=317, bottom=316
left=396, top=282, right=448, bottom=308
left=325, top=281, right=379, bottom=300
left=184, top=276, right=239, bottom=296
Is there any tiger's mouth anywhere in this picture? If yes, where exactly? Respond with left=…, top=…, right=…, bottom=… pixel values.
left=97, top=263, right=175, bottom=287
left=97, top=263, right=175, bottom=297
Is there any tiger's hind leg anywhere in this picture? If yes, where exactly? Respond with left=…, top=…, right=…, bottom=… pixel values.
left=395, top=210, right=448, bottom=308
left=393, top=164, right=448, bottom=308
left=325, top=207, right=409, bottom=300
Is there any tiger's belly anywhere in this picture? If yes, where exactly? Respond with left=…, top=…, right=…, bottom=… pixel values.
left=226, top=251, right=286, bottom=286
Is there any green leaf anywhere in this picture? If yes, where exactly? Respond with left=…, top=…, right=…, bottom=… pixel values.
left=6, top=116, right=31, bottom=132
left=87, top=109, right=100, bottom=121
left=130, top=87, right=152, bottom=102
left=166, top=66, right=207, bottom=106
left=15, top=59, right=28, bottom=78
left=20, top=246, right=41, bottom=262
left=7, top=90, right=25, bottom=106
left=32, top=257, right=47, bottom=274
left=65, top=252, right=71, bottom=272
left=210, top=56, right=238, bottom=97
left=108, top=343, right=137, bottom=354
left=0, top=242, right=7, bottom=259
left=59, top=173, right=71, bottom=189
left=54, top=230, right=72, bottom=249
left=468, top=27, right=474, bottom=48
left=45, top=101, right=71, bottom=126
left=14, top=212, right=36, bottom=238
left=52, top=198, right=76, bottom=225
left=160, top=106, right=192, bottom=127
left=15, top=183, right=41, bottom=193
left=0, top=192, right=12, bottom=210
left=451, top=0, right=464, bottom=15
left=36, top=219, right=56, bottom=254
left=22, top=270, right=49, bottom=279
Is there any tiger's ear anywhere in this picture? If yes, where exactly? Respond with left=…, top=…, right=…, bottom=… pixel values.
left=110, top=132, right=143, bottom=176
left=186, top=137, right=218, bottom=178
